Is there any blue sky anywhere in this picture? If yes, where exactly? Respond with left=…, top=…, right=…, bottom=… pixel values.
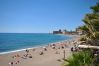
left=0, top=0, right=97, bottom=33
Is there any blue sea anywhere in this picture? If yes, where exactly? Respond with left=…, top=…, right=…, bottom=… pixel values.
left=0, top=33, right=72, bottom=54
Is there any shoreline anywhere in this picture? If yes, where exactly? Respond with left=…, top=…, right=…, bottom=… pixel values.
left=0, top=35, right=80, bottom=66
left=0, top=36, right=74, bottom=55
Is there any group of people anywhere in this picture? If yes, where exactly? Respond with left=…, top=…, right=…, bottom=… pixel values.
left=9, top=49, right=33, bottom=66
left=8, top=40, right=72, bottom=66
left=9, top=60, right=20, bottom=66
left=49, top=42, right=68, bottom=50
left=9, top=54, right=21, bottom=66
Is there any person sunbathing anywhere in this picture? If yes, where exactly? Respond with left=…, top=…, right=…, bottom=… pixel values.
left=25, top=49, right=29, bottom=53
left=43, top=47, right=47, bottom=51
left=9, top=62, right=13, bottom=66
left=39, top=51, right=44, bottom=55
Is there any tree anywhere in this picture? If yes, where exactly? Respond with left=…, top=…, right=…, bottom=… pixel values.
left=62, top=3, right=99, bottom=66
left=79, top=3, right=99, bottom=45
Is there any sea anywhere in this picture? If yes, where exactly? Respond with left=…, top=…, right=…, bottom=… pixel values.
left=0, top=33, right=73, bottom=54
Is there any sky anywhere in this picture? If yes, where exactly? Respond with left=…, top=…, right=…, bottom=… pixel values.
left=0, top=0, right=97, bottom=33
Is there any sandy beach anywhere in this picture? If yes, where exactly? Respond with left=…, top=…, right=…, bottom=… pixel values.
left=0, top=36, right=80, bottom=66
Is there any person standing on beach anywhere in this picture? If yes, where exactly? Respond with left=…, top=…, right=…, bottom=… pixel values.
left=25, top=49, right=29, bottom=53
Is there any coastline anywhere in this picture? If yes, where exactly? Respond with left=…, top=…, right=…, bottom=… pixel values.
left=0, top=35, right=80, bottom=66
left=0, top=35, right=74, bottom=55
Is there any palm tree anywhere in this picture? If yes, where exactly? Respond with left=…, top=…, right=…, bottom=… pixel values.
left=79, top=3, right=99, bottom=45
left=62, top=3, right=99, bottom=66
left=90, top=3, right=99, bottom=14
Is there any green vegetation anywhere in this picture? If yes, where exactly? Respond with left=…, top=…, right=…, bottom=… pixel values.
left=62, top=3, right=99, bottom=66
left=79, top=36, right=86, bottom=41
left=79, top=3, right=99, bottom=45
left=62, top=51, right=93, bottom=66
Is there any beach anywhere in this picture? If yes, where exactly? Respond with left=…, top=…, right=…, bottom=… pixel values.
left=0, top=35, right=80, bottom=66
